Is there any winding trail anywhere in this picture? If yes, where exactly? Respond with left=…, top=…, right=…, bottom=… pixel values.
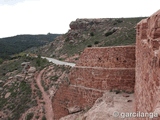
left=36, top=69, right=54, bottom=120
left=34, top=57, right=75, bottom=119
left=42, top=56, right=76, bottom=67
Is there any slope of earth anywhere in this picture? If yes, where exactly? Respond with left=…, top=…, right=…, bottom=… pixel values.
left=37, top=17, right=145, bottom=62
left=0, top=55, right=72, bottom=120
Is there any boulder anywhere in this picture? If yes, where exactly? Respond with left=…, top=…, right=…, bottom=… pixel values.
left=5, top=92, right=11, bottom=98
left=67, top=106, right=81, bottom=114
left=28, top=67, right=36, bottom=73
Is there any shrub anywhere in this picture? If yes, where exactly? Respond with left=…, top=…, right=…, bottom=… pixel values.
left=105, top=31, right=115, bottom=37
left=36, top=59, right=41, bottom=66
left=75, top=58, right=78, bottom=60
left=35, top=116, right=39, bottom=119
left=116, top=19, right=123, bottom=23
left=65, top=37, right=70, bottom=42
left=113, top=89, right=121, bottom=94
left=0, top=58, right=3, bottom=64
left=42, top=115, right=46, bottom=120
left=94, top=41, right=99, bottom=44
left=90, top=32, right=94, bottom=36
left=25, top=112, right=34, bottom=120
left=51, top=75, right=59, bottom=81
left=87, top=44, right=92, bottom=47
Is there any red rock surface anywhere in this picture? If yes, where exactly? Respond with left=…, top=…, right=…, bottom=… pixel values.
left=135, top=9, right=160, bottom=120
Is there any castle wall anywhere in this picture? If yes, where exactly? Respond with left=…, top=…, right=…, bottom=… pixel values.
left=76, top=46, right=135, bottom=68
left=70, top=66, right=135, bottom=92
left=52, top=84, right=103, bottom=120
left=53, top=45, right=136, bottom=119
left=135, top=10, right=160, bottom=119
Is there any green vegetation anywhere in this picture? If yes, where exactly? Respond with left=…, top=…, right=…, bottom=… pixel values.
left=90, top=32, right=94, bottom=36
left=42, top=115, right=47, bottom=120
left=0, top=55, right=50, bottom=80
left=110, top=89, right=134, bottom=94
left=94, top=41, right=99, bottom=45
left=25, top=112, right=34, bottom=120
left=105, top=30, right=116, bottom=37
left=0, top=34, right=61, bottom=59
left=51, top=75, right=59, bottom=82
left=0, top=58, right=3, bottom=64
left=0, top=54, right=49, bottom=119
left=36, top=55, right=49, bottom=68
left=0, top=80, right=36, bottom=120
left=87, top=44, right=92, bottom=47
left=35, top=116, right=39, bottom=119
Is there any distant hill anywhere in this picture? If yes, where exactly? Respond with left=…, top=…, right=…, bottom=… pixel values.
left=0, top=33, right=61, bottom=59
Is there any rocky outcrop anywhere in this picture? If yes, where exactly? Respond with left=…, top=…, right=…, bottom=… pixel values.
left=69, top=19, right=105, bottom=30
left=135, top=9, right=160, bottom=119
left=67, top=18, right=119, bottom=41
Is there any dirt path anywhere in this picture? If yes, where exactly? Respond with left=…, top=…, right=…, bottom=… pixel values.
left=36, top=69, right=54, bottom=120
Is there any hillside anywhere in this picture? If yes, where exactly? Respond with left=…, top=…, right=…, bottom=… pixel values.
left=36, top=17, right=146, bottom=62
left=0, top=33, right=61, bottom=59
left=0, top=17, right=148, bottom=120
left=0, top=55, right=72, bottom=120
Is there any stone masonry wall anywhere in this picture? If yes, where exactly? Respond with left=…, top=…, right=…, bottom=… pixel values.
left=76, top=46, right=135, bottom=68
left=52, top=83, right=103, bottom=120
left=70, top=66, right=135, bottom=92
left=135, top=10, right=160, bottom=119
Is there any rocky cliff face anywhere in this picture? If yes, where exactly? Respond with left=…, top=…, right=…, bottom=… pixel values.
left=135, top=10, right=160, bottom=119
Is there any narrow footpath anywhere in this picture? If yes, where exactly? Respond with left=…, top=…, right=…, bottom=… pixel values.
left=36, top=69, right=54, bottom=120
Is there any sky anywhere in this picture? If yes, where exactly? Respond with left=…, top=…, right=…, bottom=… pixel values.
left=0, top=0, right=160, bottom=38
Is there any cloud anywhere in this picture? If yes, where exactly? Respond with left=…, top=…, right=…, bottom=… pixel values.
left=0, top=0, right=27, bottom=5
left=0, top=0, right=160, bottom=38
